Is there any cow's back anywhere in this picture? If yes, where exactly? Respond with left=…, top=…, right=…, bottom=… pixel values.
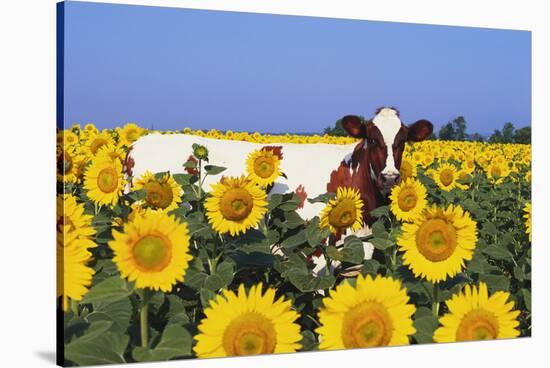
left=129, top=134, right=356, bottom=219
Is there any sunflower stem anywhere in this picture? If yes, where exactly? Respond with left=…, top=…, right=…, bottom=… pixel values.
left=197, top=159, right=203, bottom=199
left=139, top=289, right=152, bottom=348
left=432, top=283, right=440, bottom=317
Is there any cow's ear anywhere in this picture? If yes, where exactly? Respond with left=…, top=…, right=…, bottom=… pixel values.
left=407, top=119, right=433, bottom=142
left=342, top=115, right=366, bottom=138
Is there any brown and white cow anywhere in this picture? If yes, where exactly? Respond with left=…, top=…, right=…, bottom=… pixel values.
left=328, top=107, right=433, bottom=225
left=128, top=107, right=432, bottom=275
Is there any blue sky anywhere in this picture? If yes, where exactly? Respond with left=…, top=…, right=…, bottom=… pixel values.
left=62, top=1, right=531, bottom=134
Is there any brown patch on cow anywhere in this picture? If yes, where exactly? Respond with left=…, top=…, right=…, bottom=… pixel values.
left=375, top=106, right=400, bottom=117
left=261, top=146, right=283, bottom=160
left=184, top=155, right=199, bottom=176
left=123, top=146, right=135, bottom=177
left=295, top=185, right=307, bottom=209
left=327, top=163, right=353, bottom=193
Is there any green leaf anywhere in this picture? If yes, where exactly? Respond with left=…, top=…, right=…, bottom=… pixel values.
left=370, top=206, right=389, bottom=218
left=306, top=217, right=324, bottom=246
left=87, top=297, right=132, bottom=333
left=307, top=193, right=333, bottom=204
left=479, top=274, right=510, bottom=292
left=482, top=245, right=513, bottom=262
left=132, top=324, right=193, bottom=362
left=362, top=259, right=380, bottom=276
left=521, top=289, right=531, bottom=312
left=372, top=220, right=389, bottom=239
left=284, top=211, right=305, bottom=229
left=280, top=230, right=307, bottom=249
left=278, top=193, right=302, bottom=211
left=200, top=289, right=216, bottom=308
left=371, top=237, right=393, bottom=250
left=165, top=295, right=190, bottom=324
left=65, top=321, right=129, bottom=366
left=204, top=165, right=226, bottom=175
left=172, top=173, right=193, bottom=186
left=413, top=308, right=439, bottom=344
left=81, top=276, right=134, bottom=305
left=299, top=330, right=317, bottom=351
left=204, top=262, right=234, bottom=291
left=285, top=254, right=335, bottom=292
left=326, top=246, right=344, bottom=262
left=267, top=194, right=283, bottom=210
left=182, top=160, right=197, bottom=169
left=481, top=222, right=499, bottom=236
left=342, top=236, right=365, bottom=264
left=183, top=261, right=208, bottom=290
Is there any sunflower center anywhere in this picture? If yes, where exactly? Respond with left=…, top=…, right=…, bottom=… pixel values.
left=223, top=312, right=276, bottom=356
left=416, top=218, right=457, bottom=262
left=219, top=188, right=254, bottom=221
left=97, top=167, right=119, bottom=193
left=397, top=189, right=418, bottom=212
left=342, top=301, right=393, bottom=348
left=132, top=234, right=172, bottom=271
left=456, top=309, right=499, bottom=341
left=253, top=157, right=275, bottom=178
left=143, top=181, right=174, bottom=209
left=439, top=169, right=454, bottom=186
left=328, top=199, right=357, bottom=229
left=90, top=138, right=108, bottom=154
left=491, top=166, right=502, bottom=178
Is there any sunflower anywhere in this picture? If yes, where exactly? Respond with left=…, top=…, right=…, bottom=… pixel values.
left=433, top=283, right=520, bottom=342
left=389, top=178, right=428, bottom=222
left=96, top=142, right=126, bottom=163
left=109, top=211, right=192, bottom=291
left=83, top=153, right=126, bottom=206
left=205, top=176, right=267, bottom=236
left=320, top=187, right=364, bottom=235
left=85, top=131, right=115, bottom=156
left=524, top=202, right=531, bottom=242
left=57, top=238, right=95, bottom=311
left=119, top=123, right=146, bottom=147
left=133, top=171, right=182, bottom=211
left=430, top=163, right=465, bottom=191
left=83, top=123, right=98, bottom=137
left=399, top=157, right=417, bottom=181
left=57, top=149, right=79, bottom=183
left=397, top=204, right=478, bottom=283
left=246, top=148, right=281, bottom=187
left=194, top=283, right=302, bottom=358
left=57, top=194, right=95, bottom=241
left=485, top=161, right=511, bottom=185
left=316, top=275, right=416, bottom=350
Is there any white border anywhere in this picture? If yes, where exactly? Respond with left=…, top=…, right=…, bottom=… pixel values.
left=0, top=1, right=547, bottom=367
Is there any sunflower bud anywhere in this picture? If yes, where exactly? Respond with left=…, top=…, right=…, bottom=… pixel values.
left=193, top=144, right=209, bottom=160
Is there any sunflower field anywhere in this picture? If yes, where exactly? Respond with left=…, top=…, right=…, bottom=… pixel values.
left=57, top=123, right=531, bottom=366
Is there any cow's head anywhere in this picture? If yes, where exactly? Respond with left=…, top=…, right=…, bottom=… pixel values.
left=342, top=107, right=433, bottom=190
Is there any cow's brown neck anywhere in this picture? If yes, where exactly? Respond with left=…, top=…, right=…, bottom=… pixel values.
left=327, top=139, right=384, bottom=226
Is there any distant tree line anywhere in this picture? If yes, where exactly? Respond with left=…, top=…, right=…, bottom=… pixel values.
left=323, top=115, right=531, bottom=144
left=436, top=116, right=530, bottom=144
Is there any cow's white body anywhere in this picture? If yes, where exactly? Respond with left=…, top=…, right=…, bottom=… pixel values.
left=130, top=133, right=358, bottom=220
left=130, top=133, right=376, bottom=279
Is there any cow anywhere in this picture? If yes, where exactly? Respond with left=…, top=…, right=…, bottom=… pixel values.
left=128, top=107, right=433, bottom=276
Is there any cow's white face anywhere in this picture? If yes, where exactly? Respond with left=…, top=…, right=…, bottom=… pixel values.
left=341, top=107, right=434, bottom=191
left=372, top=108, right=402, bottom=184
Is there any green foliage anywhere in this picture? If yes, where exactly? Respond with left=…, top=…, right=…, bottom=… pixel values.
left=62, top=137, right=531, bottom=366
